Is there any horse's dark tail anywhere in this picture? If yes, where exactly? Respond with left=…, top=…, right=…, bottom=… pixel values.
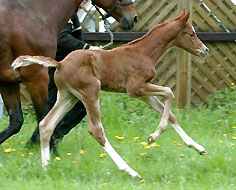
left=12, top=55, right=59, bottom=70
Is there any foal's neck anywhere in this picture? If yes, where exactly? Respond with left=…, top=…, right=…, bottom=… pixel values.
left=130, top=22, right=179, bottom=64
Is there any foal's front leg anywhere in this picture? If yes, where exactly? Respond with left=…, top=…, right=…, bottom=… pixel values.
left=140, top=96, right=207, bottom=155
left=127, top=83, right=175, bottom=143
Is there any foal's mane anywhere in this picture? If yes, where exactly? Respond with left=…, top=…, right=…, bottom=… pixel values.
left=123, top=20, right=172, bottom=47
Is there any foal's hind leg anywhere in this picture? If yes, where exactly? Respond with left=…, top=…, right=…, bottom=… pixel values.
left=139, top=96, right=207, bottom=154
left=77, top=82, right=140, bottom=178
left=40, top=90, right=78, bottom=167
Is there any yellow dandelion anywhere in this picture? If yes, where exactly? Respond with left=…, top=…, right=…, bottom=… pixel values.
left=4, top=148, right=12, bottom=153
left=20, top=153, right=25, bottom=157
left=140, top=142, right=147, bottom=146
left=55, top=157, right=61, bottom=161
left=154, top=182, right=160, bottom=185
left=177, top=143, right=183, bottom=146
left=66, top=152, right=72, bottom=156
left=180, top=153, right=184, bottom=157
left=72, top=161, right=77, bottom=164
left=144, top=145, right=150, bottom=149
left=234, top=102, right=236, bottom=105
left=230, top=143, right=235, bottom=146
left=133, top=136, right=140, bottom=141
left=140, top=179, right=145, bottom=183
left=115, top=136, right=125, bottom=140
left=102, top=183, right=108, bottom=186
left=232, top=126, right=236, bottom=129
left=231, top=83, right=235, bottom=86
left=12, top=149, right=16, bottom=152
left=99, top=153, right=107, bottom=158
left=29, top=152, right=34, bottom=156
left=141, top=152, right=146, bottom=156
left=80, top=150, right=85, bottom=155
left=151, top=143, right=160, bottom=147
left=176, top=108, right=179, bottom=111
left=223, top=134, right=227, bottom=137
left=232, top=137, right=236, bottom=140
left=21, top=141, right=25, bottom=144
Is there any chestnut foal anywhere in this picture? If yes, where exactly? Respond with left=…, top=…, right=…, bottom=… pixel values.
left=13, top=10, right=209, bottom=178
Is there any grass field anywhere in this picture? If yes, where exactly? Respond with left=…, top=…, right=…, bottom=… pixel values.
left=0, top=86, right=235, bottom=190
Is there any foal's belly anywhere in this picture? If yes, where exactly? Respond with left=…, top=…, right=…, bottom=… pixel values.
left=101, top=85, right=126, bottom=93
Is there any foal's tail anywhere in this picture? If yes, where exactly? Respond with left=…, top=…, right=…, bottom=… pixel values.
left=12, top=55, right=59, bottom=70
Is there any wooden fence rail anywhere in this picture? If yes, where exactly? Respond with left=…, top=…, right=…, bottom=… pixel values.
left=83, top=32, right=236, bottom=42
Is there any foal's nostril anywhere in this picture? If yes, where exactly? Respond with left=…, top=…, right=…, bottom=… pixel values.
left=134, top=16, right=138, bottom=23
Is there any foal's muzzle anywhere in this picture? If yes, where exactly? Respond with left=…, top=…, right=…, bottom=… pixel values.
left=198, top=45, right=209, bottom=57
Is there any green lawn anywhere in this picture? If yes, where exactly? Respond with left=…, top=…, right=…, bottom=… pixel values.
left=0, top=88, right=235, bottom=190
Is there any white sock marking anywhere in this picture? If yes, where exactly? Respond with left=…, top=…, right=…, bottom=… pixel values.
left=41, top=146, right=50, bottom=168
left=103, top=138, right=140, bottom=177
left=171, top=124, right=206, bottom=153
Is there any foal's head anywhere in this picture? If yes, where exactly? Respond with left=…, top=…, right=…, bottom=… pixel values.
left=174, top=9, right=209, bottom=57
left=92, top=0, right=138, bottom=30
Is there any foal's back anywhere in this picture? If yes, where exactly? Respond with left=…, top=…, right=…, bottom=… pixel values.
left=57, top=47, right=155, bottom=93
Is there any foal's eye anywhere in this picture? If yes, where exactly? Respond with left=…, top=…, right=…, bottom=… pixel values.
left=189, top=34, right=195, bottom=38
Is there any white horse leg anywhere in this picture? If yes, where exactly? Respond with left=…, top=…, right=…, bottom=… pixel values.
left=84, top=99, right=141, bottom=177
left=104, top=138, right=141, bottom=178
left=171, top=124, right=206, bottom=154
left=40, top=90, right=77, bottom=167
left=140, top=96, right=207, bottom=154
left=80, top=81, right=141, bottom=178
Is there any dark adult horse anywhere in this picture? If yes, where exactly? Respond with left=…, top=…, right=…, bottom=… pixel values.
left=0, top=0, right=137, bottom=146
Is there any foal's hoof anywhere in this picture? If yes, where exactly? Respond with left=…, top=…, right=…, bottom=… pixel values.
left=147, top=135, right=155, bottom=144
left=137, top=174, right=142, bottom=179
left=199, top=150, right=208, bottom=155
left=130, top=171, right=142, bottom=179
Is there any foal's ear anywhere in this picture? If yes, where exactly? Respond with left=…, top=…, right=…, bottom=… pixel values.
left=175, top=8, right=186, bottom=21
left=178, top=11, right=190, bottom=26
left=181, top=11, right=190, bottom=23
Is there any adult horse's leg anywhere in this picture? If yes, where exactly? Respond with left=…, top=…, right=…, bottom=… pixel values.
left=76, top=80, right=140, bottom=178
left=0, top=84, right=24, bottom=144
left=21, top=65, right=50, bottom=145
left=139, top=96, right=207, bottom=154
left=40, top=90, right=78, bottom=167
